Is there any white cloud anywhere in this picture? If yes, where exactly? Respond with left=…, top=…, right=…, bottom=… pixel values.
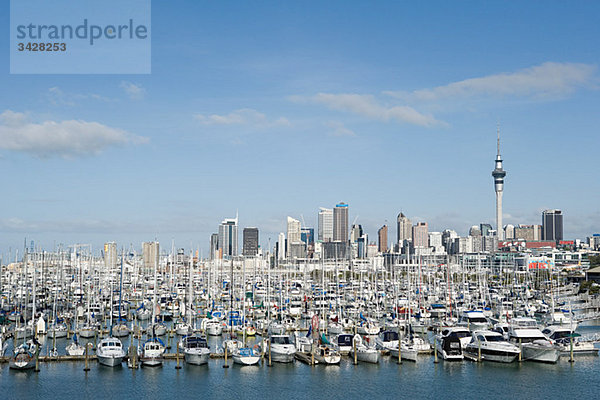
left=47, top=86, right=115, bottom=106
left=119, top=81, right=146, bottom=100
left=387, top=62, right=597, bottom=101
left=325, top=121, right=356, bottom=137
left=0, top=110, right=147, bottom=158
left=194, top=108, right=291, bottom=128
left=291, top=93, right=444, bottom=127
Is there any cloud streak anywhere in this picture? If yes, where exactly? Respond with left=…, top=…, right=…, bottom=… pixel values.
left=325, top=120, right=356, bottom=137
left=194, top=108, right=290, bottom=128
left=291, top=93, right=444, bottom=127
left=120, top=81, right=146, bottom=100
left=387, top=62, right=597, bottom=101
left=0, top=110, right=147, bottom=158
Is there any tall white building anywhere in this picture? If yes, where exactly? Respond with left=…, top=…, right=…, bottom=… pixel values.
left=318, top=207, right=333, bottom=242
left=104, top=242, right=117, bottom=270
left=218, top=216, right=238, bottom=258
left=287, top=216, right=302, bottom=256
left=278, top=232, right=286, bottom=260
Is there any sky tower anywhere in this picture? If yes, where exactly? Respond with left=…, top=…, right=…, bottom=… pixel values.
left=492, top=125, right=506, bottom=240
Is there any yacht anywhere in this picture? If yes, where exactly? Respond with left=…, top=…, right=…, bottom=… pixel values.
left=464, top=330, right=520, bottom=363
left=269, top=335, right=296, bottom=363
left=542, top=325, right=598, bottom=356
left=376, top=330, right=399, bottom=351
left=96, top=337, right=126, bottom=367
left=181, top=335, right=211, bottom=365
left=508, top=317, right=559, bottom=363
left=458, top=310, right=491, bottom=332
left=332, top=333, right=354, bottom=354
left=436, top=327, right=467, bottom=361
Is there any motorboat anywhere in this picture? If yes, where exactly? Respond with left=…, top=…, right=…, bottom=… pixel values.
left=542, top=325, right=598, bottom=356
left=268, top=335, right=296, bottom=363
left=464, top=330, right=520, bottom=363
left=96, top=337, right=126, bottom=367
left=376, top=330, right=399, bottom=351
left=139, top=337, right=165, bottom=367
left=181, top=335, right=211, bottom=365
left=508, top=317, right=559, bottom=363
left=458, top=310, right=491, bottom=332
left=435, top=327, right=466, bottom=361
left=314, top=344, right=341, bottom=365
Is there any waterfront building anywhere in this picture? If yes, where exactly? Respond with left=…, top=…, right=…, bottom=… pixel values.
left=287, top=216, right=302, bottom=257
left=515, top=224, right=542, bottom=241
left=142, top=241, right=159, bottom=272
left=504, top=224, right=515, bottom=239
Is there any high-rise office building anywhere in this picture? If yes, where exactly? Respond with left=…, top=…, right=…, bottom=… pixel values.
left=210, top=233, right=219, bottom=259
left=142, top=241, right=159, bottom=272
left=480, top=223, right=493, bottom=236
left=542, top=209, right=563, bottom=241
left=378, top=225, right=388, bottom=253
left=318, top=207, right=333, bottom=242
left=412, top=222, right=429, bottom=248
left=242, top=227, right=259, bottom=256
left=104, top=242, right=117, bottom=270
left=218, top=216, right=238, bottom=258
left=504, top=224, right=515, bottom=239
left=492, top=126, right=507, bottom=240
left=277, top=232, right=286, bottom=260
left=301, top=227, right=314, bottom=246
left=333, top=202, right=349, bottom=242
left=350, top=224, right=363, bottom=242
left=397, top=212, right=412, bottom=244
left=287, top=216, right=302, bottom=256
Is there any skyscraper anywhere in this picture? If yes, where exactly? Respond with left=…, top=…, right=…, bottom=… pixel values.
left=218, top=216, right=238, bottom=258
left=397, top=212, right=412, bottom=244
left=318, top=207, right=333, bottom=242
left=542, top=209, right=563, bottom=241
left=287, top=216, right=302, bottom=256
left=378, top=225, right=388, bottom=252
left=412, top=222, right=429, bottom=248
left=104, top=242, right=117, bottom=270
left=333, top=202, right=348, bottom=242
left=210, top=233, right=219, bottom=259
left=242, top=227, right=259, bottom=256
left=350, top=224, right=363, bottom=242
left=492, top=126, right=507, bottom=240
left=277, top=232, right=286, bottom=260
left=142, top=241, right=159, bottom=273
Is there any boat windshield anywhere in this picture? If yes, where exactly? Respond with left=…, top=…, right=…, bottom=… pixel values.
left=484, top=335, right=504, bottom=342
left=271, top=336, right=291, bottom=345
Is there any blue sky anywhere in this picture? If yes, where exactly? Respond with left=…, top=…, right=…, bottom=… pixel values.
left=1, top=1, right=599, bottom=255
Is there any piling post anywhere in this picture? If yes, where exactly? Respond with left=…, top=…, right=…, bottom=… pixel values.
left=569, top=335, right=575, bottom=363
left=353, top=336, right=357, bottom=365
left=518, top=338, right=522, bottom=362
left=223, top=344, right=229, bottom=368
left=478, top=339, right=481, bottom=362
left=433, top=339, right=439, bottom=363
left=175, top=338, right=182, bottom=369
left=268, top=338, right=272, bottom=367
left=83, top=343, right=91, bottom=372
left=35, top=347, right=40, bottom=372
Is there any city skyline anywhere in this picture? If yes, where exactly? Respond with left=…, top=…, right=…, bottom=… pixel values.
left=1, top=2, right=599, bottom=255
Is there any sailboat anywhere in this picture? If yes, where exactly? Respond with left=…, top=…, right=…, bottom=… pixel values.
left=97, top=278, right=126, bottom=367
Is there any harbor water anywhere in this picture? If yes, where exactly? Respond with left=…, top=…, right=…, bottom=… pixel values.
left=2, top=324, right=599, bottom=400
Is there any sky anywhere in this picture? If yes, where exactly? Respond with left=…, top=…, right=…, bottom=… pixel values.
left=1, top=1, right=599, bottom=256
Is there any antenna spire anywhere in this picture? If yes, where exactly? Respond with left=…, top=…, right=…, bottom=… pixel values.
left=496, top=122, right=500, bottom=157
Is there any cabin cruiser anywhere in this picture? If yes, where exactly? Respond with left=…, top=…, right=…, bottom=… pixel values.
left=464, top=330, right=520, bottom=363
left=508, top=317, right=559, bottom=363
left=181, top=335, right=211, bottom=365
left=139, top=337, right=165, bottom=367
left=542, top=325, right=598, bottom=356
left=458, top=310, right=491, bottom=332
left=436, top=327, right=468, bottom=361
left=332, top=333, right=354, bottom=354
left=96, top=337, right=126, bottom=367
left=268, top=335, right=296, bottom=363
